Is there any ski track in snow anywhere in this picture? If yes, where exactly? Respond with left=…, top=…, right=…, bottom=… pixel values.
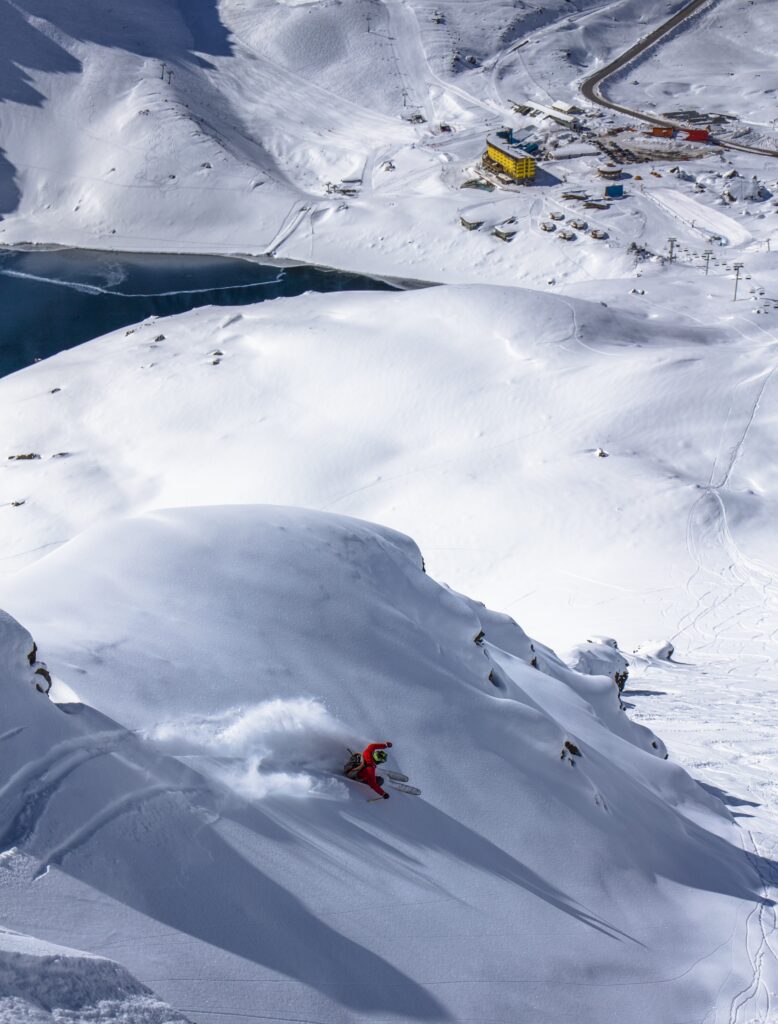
left=0, top=732, right=126, bottom=813
left=625, top=316, right=778, bottom=1022
left=647, top=189, right=753, bottom=247
left=34, top=783, right=200, bottom=880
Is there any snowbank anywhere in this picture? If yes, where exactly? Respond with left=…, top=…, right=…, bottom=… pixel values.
left=0, top=928, right=190, bottom=1024
left=566, top=636, right=630, bottom=691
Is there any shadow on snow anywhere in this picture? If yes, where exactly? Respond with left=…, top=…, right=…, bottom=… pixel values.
left=11, top=703, right=776, bottom=1016
left=0, top=0, right=233, bottom=219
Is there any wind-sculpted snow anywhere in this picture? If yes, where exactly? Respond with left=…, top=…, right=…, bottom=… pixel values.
left=0, top=504, right=771, bottom=1023
left=0, top=928, right=191, bottom=1024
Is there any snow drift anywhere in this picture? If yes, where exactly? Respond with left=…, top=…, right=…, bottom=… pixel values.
left=0, top=927, right=190, bottom=1024
left=0, top=504, right=768, bottom=1023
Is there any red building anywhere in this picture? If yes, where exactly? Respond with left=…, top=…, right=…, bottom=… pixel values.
left=684, top=128, right=709, bottom=142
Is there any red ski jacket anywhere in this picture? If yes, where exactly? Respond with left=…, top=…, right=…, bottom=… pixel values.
left=353, top=742, right=392, bottom=796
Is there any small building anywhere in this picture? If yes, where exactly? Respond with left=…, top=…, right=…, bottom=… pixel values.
left=552, top=100, right=581, bottom=115
left=460, top=216, right=484, bottom=230
left=651, top=126, right=674, bottom=138
left=604, top=183, right=624, bottom=198
left=684, top=128, right=709, bottom=142
left=484, top=135, right=536, bottom=182
left=539, top=104, right=579, bottom=128
left=597, top=164, right=622, bottom=180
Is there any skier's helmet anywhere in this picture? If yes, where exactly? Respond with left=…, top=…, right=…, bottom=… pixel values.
left=373, top=749, right=388, bottom=764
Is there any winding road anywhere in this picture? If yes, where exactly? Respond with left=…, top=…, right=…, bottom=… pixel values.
left=579, top=0, right=778, bottom=158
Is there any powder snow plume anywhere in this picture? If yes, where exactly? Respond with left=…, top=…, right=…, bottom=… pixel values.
left=147, top=698, right=359, bottom=800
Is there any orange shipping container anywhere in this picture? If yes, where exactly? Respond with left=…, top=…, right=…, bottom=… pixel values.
left=651, top=126, right=674, bottom=138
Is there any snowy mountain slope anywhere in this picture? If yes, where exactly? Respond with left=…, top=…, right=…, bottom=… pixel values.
left=1, top=0, right=776, bottom=286
left=473, top=0, right=700, bottom=110
left=2, top=281, right=777, bottom=654
left=2, top=1, right=778, bottom=1018
left=0, top=504, right=769, bottom=1023
left=0, top=612, right=193, bottom=1023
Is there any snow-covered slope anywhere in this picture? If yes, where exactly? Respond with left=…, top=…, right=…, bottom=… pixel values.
left=0, top=504, right=766, bottom=1023
left=3, top=1, right=778, bottom=1019
left=2, top=281, right=777, bottom=652
left=0, top=612, right=192, bottom=1023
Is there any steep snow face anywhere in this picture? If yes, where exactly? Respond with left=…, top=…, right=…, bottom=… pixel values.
left=0, top=504, right=767, bottom=1023
left=0, top=607, right=36, bottom=681
left=0, top=613, right=191, bottom=1023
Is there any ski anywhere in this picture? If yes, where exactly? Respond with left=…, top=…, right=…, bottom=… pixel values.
left=388, top=781, right=421, bottom=796
left=386, top=770, right=409, bottom=783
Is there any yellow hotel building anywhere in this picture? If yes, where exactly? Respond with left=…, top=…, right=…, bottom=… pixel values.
left=484, top=135, right=536, bottom=181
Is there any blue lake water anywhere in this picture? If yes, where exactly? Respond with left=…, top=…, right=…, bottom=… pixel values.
left=0, top=248, right=398, bottom=378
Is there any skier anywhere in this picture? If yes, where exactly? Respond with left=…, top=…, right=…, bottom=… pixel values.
left=344, top=741, right=393, bottom=798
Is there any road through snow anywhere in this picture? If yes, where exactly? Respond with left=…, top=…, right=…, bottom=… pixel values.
left=579, top=0, right=778, bottom=159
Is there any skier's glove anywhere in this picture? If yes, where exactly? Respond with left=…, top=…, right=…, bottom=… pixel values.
left=382, top=792, right=390, bottom=799
left=386, top=741, right=393, bottom=747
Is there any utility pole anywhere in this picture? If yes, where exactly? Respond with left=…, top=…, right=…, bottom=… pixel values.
left=733, top=262, right=744, bottom=302
left=667, top=236, right=677, bottom=262
left=703, top=249, right=713, bottom=275
left=160, top=61, right=167, bottom=80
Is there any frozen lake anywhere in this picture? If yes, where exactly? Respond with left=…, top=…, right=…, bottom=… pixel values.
left=0, top=248, right=397, bottom=377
